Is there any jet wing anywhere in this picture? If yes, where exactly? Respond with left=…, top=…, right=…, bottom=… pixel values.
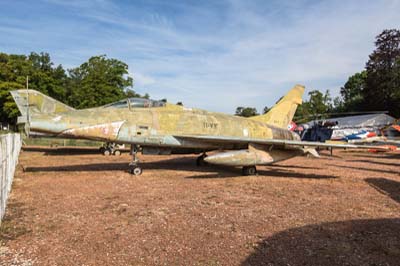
left=174, top=135, right=391, bottom=151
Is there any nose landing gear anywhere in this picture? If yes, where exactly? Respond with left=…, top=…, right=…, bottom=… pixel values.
left=129, top=144, right=142, bottom=175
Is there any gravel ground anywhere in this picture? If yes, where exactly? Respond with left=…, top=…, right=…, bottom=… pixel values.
left=1, top=148, right=399, bottom=265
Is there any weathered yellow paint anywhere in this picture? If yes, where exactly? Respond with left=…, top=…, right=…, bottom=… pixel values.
left=249, top=85, right=304, bottom=129
left=10, top=89, right=74, bottom=115
left=61, top=121, right=125, bottom=141
left=12, top=87, right=302, bottom=145
left=11, top=85, right=306, bottom=157
left=12, top=85, right=390, bottom=172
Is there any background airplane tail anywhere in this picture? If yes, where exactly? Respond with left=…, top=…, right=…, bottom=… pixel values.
left=249, top=84, right=305, bottom=129
left=10, top=89, right=74, bottom=117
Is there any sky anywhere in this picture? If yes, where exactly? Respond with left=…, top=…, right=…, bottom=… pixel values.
left=1, top=0, right=400, bottom=113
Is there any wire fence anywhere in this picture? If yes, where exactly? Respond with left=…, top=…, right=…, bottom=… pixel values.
left=0, top=133, right=22, bottom=224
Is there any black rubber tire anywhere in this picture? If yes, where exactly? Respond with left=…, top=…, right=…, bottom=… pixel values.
left=242, top=166, right=257, bottom=176
left=103, top=149, right=111, bottom=156
left=130, top=166, right=142, bottom=176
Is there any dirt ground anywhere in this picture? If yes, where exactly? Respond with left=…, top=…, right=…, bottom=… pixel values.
left=1, top=148, right=399, bottom=266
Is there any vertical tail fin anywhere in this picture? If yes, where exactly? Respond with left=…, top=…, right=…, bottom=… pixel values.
left=249, top=84, right=305, bottom=129
left=10, top=89, right=74, bottom=128
left=10, top=89, right=74, bottom=117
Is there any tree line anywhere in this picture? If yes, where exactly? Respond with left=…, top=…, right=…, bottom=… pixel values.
left=235, top=29, right=400, bottom=120
left=0, top=53, right=146, bottom=125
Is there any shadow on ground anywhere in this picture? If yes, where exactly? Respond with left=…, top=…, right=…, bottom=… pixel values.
left=350, top=152, right=400, bottom=160
left=23, top=157, right=335, bottom=179
left=365, top=178, right=400, bottom=204
left=242, top=218, right=400, bottom=266
left=331, top=164, right=400, bottom=175
left=350, top=159, right=400, bottom=167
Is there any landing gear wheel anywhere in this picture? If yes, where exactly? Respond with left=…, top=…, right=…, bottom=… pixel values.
left=196, top=154, right=208, bottom=167
left=130, top=166, right=142, bottom=176
left=129, top=144, right=142, bottom=175
left=114, top=150, right=121, bottom=156
left=242, top=166, right=257, bottom=176
left=103, top=149, right=111, bottom=156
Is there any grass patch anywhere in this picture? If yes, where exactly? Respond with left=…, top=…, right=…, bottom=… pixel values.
left=0, top=220, right=31, bottom=241
left=0, top=202, right=31, bottom=241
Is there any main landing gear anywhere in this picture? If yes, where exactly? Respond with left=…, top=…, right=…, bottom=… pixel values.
left=196, top=153, right=208, bottom=166
left=129, top=144, right=142, bottom=176
left=100, top=142, right=122, bottom=156
left=242, top=166, right=257, bottom=176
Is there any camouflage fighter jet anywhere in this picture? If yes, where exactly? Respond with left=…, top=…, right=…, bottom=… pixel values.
left=11, top=85, right=386, bottom=175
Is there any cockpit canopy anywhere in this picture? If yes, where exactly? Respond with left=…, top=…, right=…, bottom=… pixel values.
left=103, top=98, right=166, bottom=109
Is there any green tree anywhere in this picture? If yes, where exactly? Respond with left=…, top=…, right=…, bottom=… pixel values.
left=332, top=96, right=345, bottom=113
left=293, top=102, right=311, bottom=123
left=0, top=52, right=68, bottom=124
left=308, top=90, right=332, bottom=115
left=68, top=55, right=133, bottom=108
left=28, top=52, right=68, bottom=101
left=0, top=82, right=24, bottom=123
left=0, top=52, right=152, bottom=126
left=235, top=106, right=259, bottom=117
left=0, top=53, right=27, bottom=123
left=339, top=71, right=367, bottom=112
left=395, top=57, right=400, bottom=100
left=364, top=29, right=400, bottom=117
left=293, top=90, right=332, bottom=122
left=125, top=89, right=145, bottom=98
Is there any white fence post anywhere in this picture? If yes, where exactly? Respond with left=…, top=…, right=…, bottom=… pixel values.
left=0, top=133, right=22, bottom=224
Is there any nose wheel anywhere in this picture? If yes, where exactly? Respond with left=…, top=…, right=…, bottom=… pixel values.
left=129, top=145, right=142, bottom=175
left=130, top=166, right=142, bottom=176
